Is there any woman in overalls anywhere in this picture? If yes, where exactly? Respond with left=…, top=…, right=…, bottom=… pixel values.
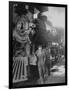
left=36, top=46, right=45, bottom=84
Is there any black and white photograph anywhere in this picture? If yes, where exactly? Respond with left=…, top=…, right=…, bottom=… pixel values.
left=9, top=1, right=67, bottom=88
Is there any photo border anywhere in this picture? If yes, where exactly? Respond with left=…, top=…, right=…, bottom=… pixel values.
left=9, top=1, right=67, bottom=89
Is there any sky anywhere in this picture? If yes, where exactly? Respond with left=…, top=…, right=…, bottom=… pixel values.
left=42, top=7, right=65, bottom=29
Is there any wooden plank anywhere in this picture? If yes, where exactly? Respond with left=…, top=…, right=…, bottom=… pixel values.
left=15, top=60, right=20, bottom=80
left=18, top=60, right=22, bottom=79
left=13, top=60, right=18, bottom=78
left=13, top=60, right=19, bottom=81
left=13, top=60, right=16, bottom=73
left=13, top=77, right=27, bottom=83
left=24, top=64, right=27, bottom=78
left=21, top=60, right=24, bottom=77
left=23, top=61, right=25, bottom=76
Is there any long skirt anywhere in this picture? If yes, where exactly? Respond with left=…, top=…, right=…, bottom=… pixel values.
left=29, top=65, right=39, bottom=80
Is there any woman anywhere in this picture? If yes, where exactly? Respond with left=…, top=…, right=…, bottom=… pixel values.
left=36, top=46, right=45, bottom=84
